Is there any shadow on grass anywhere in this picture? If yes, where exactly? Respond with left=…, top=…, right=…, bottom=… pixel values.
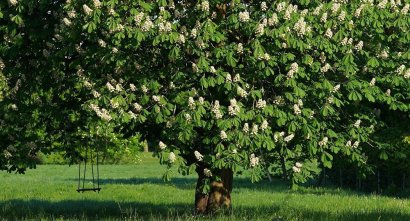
left=1, top=199, right=410, bottom=221
left=66, top=177, right=363, bottom=197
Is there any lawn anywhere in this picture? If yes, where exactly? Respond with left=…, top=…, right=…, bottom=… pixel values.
left=1, top=153, right=410, bottom=221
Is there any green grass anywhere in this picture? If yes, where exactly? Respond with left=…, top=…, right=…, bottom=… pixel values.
left=1, top=152, right=410, bottom=221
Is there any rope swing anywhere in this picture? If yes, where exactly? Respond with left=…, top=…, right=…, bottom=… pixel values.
left=77, top=145, right=101, bottom=193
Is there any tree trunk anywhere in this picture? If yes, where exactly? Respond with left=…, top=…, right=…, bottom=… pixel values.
left=280, top=153, right=288, bottom=181
left=143, top=140, right=149, bottom=152
left=195, top=166, right=233, bottom=214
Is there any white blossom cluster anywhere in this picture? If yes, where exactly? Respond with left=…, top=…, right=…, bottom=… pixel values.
left=233, top=74, right=241, bottom=82
left=261, top=2, right=268, bottom=11
left=313, top=4, right=323, bottom=15
left=228, top=99, right=240, bottom=116
left=141, top=85, right=148, bottom=93
left=133, top=102, right=142, bottom=112
left=321, top=12, right=328, bottom=23
left=204, top=168, right=212, bottom=177
left=341, top=37, right=353, bottom=46
left=249, top=154, right=259, bottom=167
left=324, top=28, right=333, bottom=39
left=261, top=120, right=268, bottom=131
left=93, top=0, right=101, bottom=8
left=135, top=12, right=145, bottom=25
left=355, top=41, right=364, bottom=51
left=354, top=119, right=362, bottom=128
left=293, top=17, right=311, bottom=37
left=321, top=63, right=332, bottom=73
left=83, top=4, right=93, bottom=15
left=318, top=137, right=329, bottom=146
left=338, top=10, right=346, bottom=21
left=243, top=123, right=249, bottom=133
left=89, top=104, right=112, bottom=121
left=226, top=73, right=232, bottom=82
left=159, top=141, right=167, bottom=150
left=284, top=4, right=298, bottom=20
left=331, top=3, right=341, bottom=14
left=220, top=130, right=228, bottom=140
left=378, top=0, right=388, bottom=9
left=63, top=18, right=72, bottom=26
left=292, top=162, right=303, bottom=173
left=0, top=58, right=4, bottom=70
left=332, top=84, right=341, bottom=93
left=184, top=113, right=192, bottom=122
left=274, top=131, right=286, bottom=142
left=255, top=23, right=265, bottom=36
left=158, top=21, right=172, bottom=33
left=369, top=77, right=376, bottom=86
left=402, top=4, right=410, bottom=14
left=211, top=100, right=223, bottom=119
left=293, top=104, right=301, bottom=115
left=169, top=152, right=176, bottom=163
left=141, top=19, right=154, bottom=32
left=346, top=140, right=360, bottom=148
left=7, top=0, right=18, bottom=6
left=237, top=43, right=244, bottom=54
left=287, top=62, right=299, bottom=79
left=355, top=4, right=365, bottom=17
left=268, top=13, right=279, bottom=26
left=194, top=151, right=203, bottom=161
left=201, top=1, right=209, bottom=12
left=237, top=86, right=248, bottom=98
left=256, top=99, right=267, bottom=109
left=188, top=97, right=195, bottom=109
left=251, top=124, right=259, bottom=135
left=239, top=11, right=250, bottom=22
left=284, top=133, right=295, bottom=143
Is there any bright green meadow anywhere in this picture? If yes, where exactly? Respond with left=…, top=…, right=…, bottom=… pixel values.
left=1, top=153, right=410, bottom=221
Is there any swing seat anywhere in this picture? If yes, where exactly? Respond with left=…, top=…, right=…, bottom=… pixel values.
left=77, top=187, right=101, bottom=193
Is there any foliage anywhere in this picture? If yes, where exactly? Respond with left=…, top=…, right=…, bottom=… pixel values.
left=0, top=0, right=409, bottom=192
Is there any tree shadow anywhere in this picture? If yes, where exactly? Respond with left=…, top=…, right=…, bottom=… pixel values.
left=1, top=199, right=410, bottom=221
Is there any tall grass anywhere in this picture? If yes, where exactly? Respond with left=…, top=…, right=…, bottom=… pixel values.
left=1, top=153, right=410, bottom=220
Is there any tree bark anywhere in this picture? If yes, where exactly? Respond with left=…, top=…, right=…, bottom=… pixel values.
left=280, top=153, right=288, bottom=181
left=195, top=167, right=233, bottom=214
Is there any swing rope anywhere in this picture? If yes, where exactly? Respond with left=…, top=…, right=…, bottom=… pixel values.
left=77, top=145, right=101, bottom=193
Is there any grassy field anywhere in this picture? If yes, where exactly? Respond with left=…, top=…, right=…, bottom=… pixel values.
left=1, top=153, right=410, bottom=221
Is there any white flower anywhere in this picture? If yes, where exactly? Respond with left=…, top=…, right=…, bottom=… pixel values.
left=141, top=19, right=154, bottom=32
left=63, top=18, right=72, bottom=26
left=220, top=130, right=228, bottom=140
left=261, top=120, right=268, bottom=131
left=332, top=84, right=341, bottom=93
left=268, top=13, right=278, bottom=26
left=237, top=43, right=244, bottom=54
left=191, top=28, right=197, bottom=38
left=212, top=100, right=223, bottom=119
left=159, top=141, right=167, bottom=150
left=346, top=140, right=352, bottom=147
left=290, top=62, right=299, bottom=72
left=112, top=47, right=118, bottom=53
left=296, top=162, right=303, bottom=168
left=93, top=0, right=102, bottom=8
left=129, top=83, right=137, bottom=92
left=338, top=11, right=346, bottom=21
left=354, top=120, right=362, bottom=128
left=198, top=97, right=204, bottom=105
left=255, top=23, right=265, bottom=36
left=324, top=28, right=333, bottom=39
left=188, top=97, right=195, bottom=109
left=292, top=166, right=301, bottom=173
left=7, top=0, right=18, bottom=6
left=321, top=13, right=328, bottom=23
left=169, top=152, right=176, bottom=163
left=256, top=99, right=266, bottom=109
left=331, top=3, right=341, bottom=14
left=92, top=90, right=100, bottom=98
left=386, top=89, right=391, bottom=96
left=284, top=134, right=295, bottom=142
left=232, top=149, right=238, bottom=154
left=401, top=4, right=409, bottom=14
left=233, top=74, right=241, bottom=82
left=201, top=1, right=210, bottom=12
left=210, top=66, right=216, bottom=73
left=293, top=104, right=301, bottom=115
left=178, top=34, right=185, bottom=44
left=243, top=123, right=249, bottom=133
left=237, top=86, right=248, bottom=98
left=133, top=103, right=142, bottom=112
left=106, top=82, right=115, bottom=92
left=355, top=5, right=365, bottom=17
left=239, top=11, right=250, bottom=22
left=204, top=168, right=212, bottom=177
left=141, top=85, right=148, bottom=93
left=276, top=2, right=286, bottom=12
left=249, top=154, right=259, bottom=167
left=294, top=17, right=308, bottom=37
left=261, top=2, right=268, bottom=11
left=404, top=69, right=410, bottom=79
left=83, top=4, right=93, bottom=15
left=98, top=39, right=106, bottom=48
left=396, top=65, right=406, bottom=74
left=226, top=73, right=232, bottom=82
left=377, top=0, right=388, bottom=9
left=369, top=78, right=376, bottom=86
left=321, top=63, right=331, bottom=73
left=228, top=98, right=240, bottom=116
left=319, top=137, right=329, bottom=146
left=355, top=41, right=364, bottom=51
left=135, top=12, right=144, bottom=25
left=194, top=151, right=204, bottom=161
left=184, top=113, right=192, bottom=122
left=251, top=124, right=259, bottom=135
left=313, top=4, right=323, bottom=15
left=353, top=141, right=360, bottom=148
left=327, top=96, right=334, bottom=104
left=152, top=95, right=161, bottom=103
